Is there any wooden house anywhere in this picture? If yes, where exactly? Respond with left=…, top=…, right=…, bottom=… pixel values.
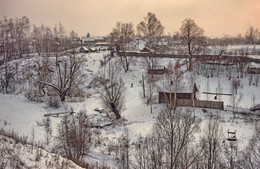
left=140, top=47, right=155, bottom=54
left=158, top=82, right=224, bottom=110
left=148, top=66, right=168, bottom=75
left=79, top=47, right=89, bottom=53
left=88, top=47, right=97, bottom=53
left=159, top=83, right=198, bottom=103
left=248, top=63, right=260, bottom=74
left=82, top=37, right=95, bottom=45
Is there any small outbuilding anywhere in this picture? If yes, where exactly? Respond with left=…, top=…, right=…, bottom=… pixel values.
left=248, top=63, right=260, bottom=74
left=140, top=47, right=155, bottom=54
left=79, top=47, right=89, bottom=53
left=159, top=83, right=198, bottom=103
left=148, top=66, right=168, bottom=75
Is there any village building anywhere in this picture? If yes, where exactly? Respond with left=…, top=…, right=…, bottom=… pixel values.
left=157, top=80, right=224, bottom=110
left=82, top=36, right=106, bottom=46
left=148, top=66, right=168, bottom=75
left=158, top=83, right=198, bottom=103
left=248, top=63, right=260, bottom=74
left=79, top=47, right=89, bottom=53
left=140, top=46, right=155, bottom=54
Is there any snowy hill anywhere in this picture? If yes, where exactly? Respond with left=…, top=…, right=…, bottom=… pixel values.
left=0, top=134, right=83, bottom=169
left=0, top=50, right=260, bottom=168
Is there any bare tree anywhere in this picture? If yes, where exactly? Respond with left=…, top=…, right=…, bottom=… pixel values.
left=118, top=128, right=131, bottom=169
left=94, top=61, right=126, bottom=119
left=110, top=22, right=134, bottom=72
left=162, top=60, right=184, bottom=109
left=0, top=16, right=15, bottom=93
left=133, top=134, right=164, bottom=169
left=230, top=79, right=243, bottom=116
left=14, top=16, right=30, bottom=58
left=199, top=115, right=224, bottom=169
left=240, top=126, right=260, bottom=169
left=251, top=94, right=256, bottom=108
left=142, top=55, right=160, bottom=70
left=224, top=140, right=238, bottom=169
left=31, top=57, right=52, bottom=96
left=57, top=110, right=92, bottom=162
left=180, top=18, right=206, bottom=71
left=245, top=26, right=259, bottom=44
left=137, top=12, right=164, bottom=49
left=31, top=24, right=44, bottom=56
left=43, top=117, right=52, bottom=145
left=254, top=75, right=260, bottom=87
left=146, top=78, right=157, bottom=114
left=137, top=12, right=164, bottom=70
left=69, top=30, right=78, bottom=39
left=32, top=51, right=86, bottom=102
left=153, top=107, right=200, bottom=169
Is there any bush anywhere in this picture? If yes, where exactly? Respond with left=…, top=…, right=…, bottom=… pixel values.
left=47, top=96, right=61, bottom=108
left=25, top=89, right=44, bottom=102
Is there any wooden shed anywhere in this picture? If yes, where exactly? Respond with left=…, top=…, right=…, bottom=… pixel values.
left=248, top=63, right=260, bottom=74
left=148, top=67, right=168, bottom=75
left=159, top=84, right=198, bottom=103
left=140, top=47, right=155, bottom=54
left=79, top=47, right=89, bottom=53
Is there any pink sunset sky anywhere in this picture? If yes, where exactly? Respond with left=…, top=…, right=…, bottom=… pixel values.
left=1, top=0, right=259, bottom=37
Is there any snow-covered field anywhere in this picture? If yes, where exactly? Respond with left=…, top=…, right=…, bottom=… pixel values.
left=0, top=50, right=260, bottom=167
left=0, top=134, right=84, bottom=169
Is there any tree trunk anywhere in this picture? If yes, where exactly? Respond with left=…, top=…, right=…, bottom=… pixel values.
left=60, top=92, right=66, bottom=102
left=189, top=56, right=192, bottom=71
left=110, top=102, right=121, bottom=119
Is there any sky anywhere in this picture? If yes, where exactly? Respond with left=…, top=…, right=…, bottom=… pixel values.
left=0, top=0, right=259, bottom=38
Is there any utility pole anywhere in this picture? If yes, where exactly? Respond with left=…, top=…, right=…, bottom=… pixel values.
left=142, top=75, right=145, bottom=98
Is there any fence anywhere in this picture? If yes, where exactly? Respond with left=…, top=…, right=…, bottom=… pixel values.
left=178, top=99, right=224, bottom=110
left=118, top=51, right=260, bottom=63
left=160, top=98, right=224, bottom=110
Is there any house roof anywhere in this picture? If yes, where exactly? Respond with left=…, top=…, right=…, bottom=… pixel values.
left=95, top=42, right=110, bottom=46
left=156, top=73, right=198, bottom=93
left=140, top=47, right=155, bottom=53
left=89, top=47, right=97, bottom=51
left=79, top=47, right=89, bottom=51
left=249, top=62, right=260, bottom=69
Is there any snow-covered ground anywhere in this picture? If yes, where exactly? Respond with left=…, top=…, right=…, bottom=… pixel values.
left=0, top=134, right=84, bottom=169
left=0, top=50, right=260, bottom=167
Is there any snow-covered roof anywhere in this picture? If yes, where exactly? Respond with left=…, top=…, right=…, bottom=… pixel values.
left=95, top=42, right=110, bottom=46
left=157, top=41, right=168, bottom=46
left=140, top=47, right=155, bottom=53
left=89, top=47, right=97, bottom=51
left=249, top=62, right=260, bottom=69
left=156, top=73, right=197, bottom=93
left=80, top=47, right=89, bottom=51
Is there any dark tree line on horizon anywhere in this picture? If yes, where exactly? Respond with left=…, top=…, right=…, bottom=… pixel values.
left=0, top=14, right=259, bottom=59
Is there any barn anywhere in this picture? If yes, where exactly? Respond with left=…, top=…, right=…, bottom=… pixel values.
left=159, top=83, right=198, bottom=103
left=158, top=83, right=224, bottom=110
